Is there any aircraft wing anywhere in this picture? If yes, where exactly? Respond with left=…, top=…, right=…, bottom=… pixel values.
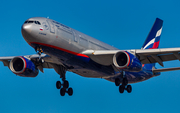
left=82, top=48, right=180, bottom=67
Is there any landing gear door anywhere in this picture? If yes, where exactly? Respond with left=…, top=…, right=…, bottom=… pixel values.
left=47, top=20, right=55, bottom=33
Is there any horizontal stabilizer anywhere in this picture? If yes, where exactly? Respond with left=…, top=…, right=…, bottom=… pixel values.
left=153, top=67, right=180, bottom=73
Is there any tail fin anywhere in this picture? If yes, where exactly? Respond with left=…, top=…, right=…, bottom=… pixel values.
left=142, top=18, right=163, bottom=50
left=142, top=18, right=163, bottom=68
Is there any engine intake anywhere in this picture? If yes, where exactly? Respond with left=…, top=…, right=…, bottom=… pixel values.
left=9, top=56, right=39, bottom=77
left=113, top=51, right=142, bottom=72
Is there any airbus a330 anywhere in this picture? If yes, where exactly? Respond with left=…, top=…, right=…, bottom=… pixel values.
left=1, top=17, right=180, bottom=96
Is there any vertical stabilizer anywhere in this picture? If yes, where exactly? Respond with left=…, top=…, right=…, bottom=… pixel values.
left=142, top=18, right=163, bottom=50
left=142, top=18, right=163, bottom=68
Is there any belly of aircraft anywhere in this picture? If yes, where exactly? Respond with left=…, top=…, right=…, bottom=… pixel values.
left=30, top=42, right=155, bottom=83
left=30, top=43, right=115, bottom=78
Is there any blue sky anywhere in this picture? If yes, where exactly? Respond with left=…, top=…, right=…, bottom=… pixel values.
left=0, top=0, right=180, bottom=113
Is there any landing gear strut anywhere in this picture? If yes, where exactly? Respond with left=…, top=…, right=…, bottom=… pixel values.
left=35, top=46, right=44, bottom=62
left=115, top=72, right=132, bottom=94
left=54, top=65, right=73, bottom=96
left=34, top=46, right=73, bottom=96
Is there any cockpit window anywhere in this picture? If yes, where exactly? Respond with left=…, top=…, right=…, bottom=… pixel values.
left=28, top=21, right=34, bottom=23
left=36, top=21, right=41, bottom=25
left=24, top=20, right=41, bottom=25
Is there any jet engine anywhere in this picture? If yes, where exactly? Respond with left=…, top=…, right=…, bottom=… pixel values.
left=113, top=51, right=142, bottom=72
left=9, top=56, right=39, bottom=77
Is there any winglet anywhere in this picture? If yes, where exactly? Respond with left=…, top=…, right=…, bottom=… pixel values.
left=142, top=18, right=163, bottom=49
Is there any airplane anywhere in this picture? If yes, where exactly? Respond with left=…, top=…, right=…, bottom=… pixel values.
left=1, top=17, right=180, bottom=96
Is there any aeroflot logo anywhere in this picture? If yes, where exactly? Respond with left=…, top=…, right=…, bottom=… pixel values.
left=143, top=27, right=162, bottom=49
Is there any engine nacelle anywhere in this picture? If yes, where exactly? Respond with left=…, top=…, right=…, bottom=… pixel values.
left=113, top=51, right=142, bottom=72
left=9, top=56, right=39, bottom=77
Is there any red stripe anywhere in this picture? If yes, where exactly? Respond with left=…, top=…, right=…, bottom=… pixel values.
left=29, top=42, right=89, bottom=58
left=152, top=41, right=160, bottom=49
left=124, top=51, right=130, bottom=67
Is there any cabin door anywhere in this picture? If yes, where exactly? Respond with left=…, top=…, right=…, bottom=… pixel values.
left=72, top=30, right=78, bottom=42
left=47, top=20, right=55, bottom=33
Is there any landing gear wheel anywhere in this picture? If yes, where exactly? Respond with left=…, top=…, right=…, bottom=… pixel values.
left=119, top=85, right=125, bottom=93
left=63, top=80, right=69, bottom=88
left=126, top=85, right=132, bottom=93
left=55, top=65, right=73, bottom=96
left=56, top=81, right=61, bottom=89
left=68, top=88, right=73, bottom=96
left=60, top=88, right=66, bottom=96
left=115, top=78, right=120, bottom=86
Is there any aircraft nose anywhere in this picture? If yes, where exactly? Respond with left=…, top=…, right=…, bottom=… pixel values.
left=21, top=24, right=32, bottom=34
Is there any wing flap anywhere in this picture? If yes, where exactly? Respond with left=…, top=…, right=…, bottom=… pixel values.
left=141, top=53, right=177, bottom=64
left=1, top=60, right=10, bottom=66
left=134, top=48, right=180, bottom=65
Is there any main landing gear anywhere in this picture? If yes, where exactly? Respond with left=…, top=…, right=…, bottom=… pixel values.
left=56, top=79, right=73, bottom=96
left=55, top=65, right=73, bottom=96
left=35, top=46, right=73, bottom=96
left=115, top=72, right=132, bottom=94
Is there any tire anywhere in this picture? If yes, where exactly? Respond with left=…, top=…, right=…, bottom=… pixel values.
left=60, top=88, right=66, bottom=96
left=115, top=78, right=120, bottom=86
left=63, top=80, right=69, bottom=88
left=119, top=85, right=125, bottom=93
left=68, top=88, right=73, bottom=96
left=56, top=81, right=61, bottom=89
left=126, top=85, right=132, bottom=93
